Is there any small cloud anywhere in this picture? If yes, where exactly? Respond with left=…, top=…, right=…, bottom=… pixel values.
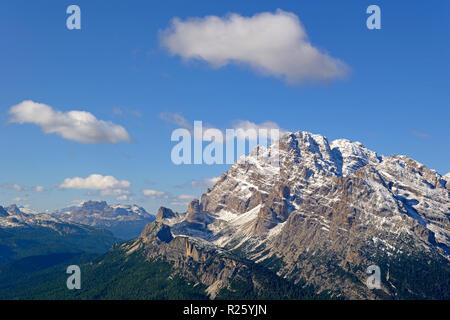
left=113, top=107, right=142, bottom=118
left=100, top=189, right=131, bottom=196
left=177, top=194, right=196, bottom=200
left=116, top=195, right=130, bottom=201
left=2, top=184, right=46, bottom=192
left=9, top=100, right=131, bottom=144
left=169, top=194, right=196, bottom=206
left=412, top=131, right=431, bottom=139
left=3, top=183, right=23, bottom=191
left=191, top=177, right=219, bottom=189
left=142, top=189, right=168, bottom=199
left=130, top=110, right=142, bottom=118
left=112, top=107, right=123, bottom=115
left=159, top=112, right=192, bottom=130
left=34, top=186, right=45, bottom=192
left=230, top=120, right=285, bottom=141
left=59, top=174, right=131, bottom=197
left=70, top=199, right=86, bottom=206
left=161, top=10, right=349, bottom=84
left=12, top=197, right=27, bottom=202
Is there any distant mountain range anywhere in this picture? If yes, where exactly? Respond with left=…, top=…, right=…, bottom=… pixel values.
left=49, top=200, right=155, bottom=239
left=0, top=204, right=118, bottom=265
left=0, top=200, right=155, bottom=266
left=0, top=131, right=449, bottom=299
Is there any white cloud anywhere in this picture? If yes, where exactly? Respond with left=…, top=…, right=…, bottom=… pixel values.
left=177, top=194, right=196, bottom=200
left=230, top=120, right=284, bottom=141
left=112, top=107, right=123, bottom=115
left=70, top=199, right=86, bottom=206
left=161, top=10, right=349, bottom=83
left=3, top=183, right=23, bottom=191
left=142, top=189, right=168, bottom=198
left=3, top=184, right=46, bottom=192
left=411, top=130, right=431, bottom=139
left=231, top=120, right=281, bottom=131
left=59, top=174, right=131, bottom=197
left=34, top=186, right=45, bottom=192
left=12, top=197, right=27, bottom=202
left=113, top=107, right=142, bottom=118
left=169, top=194, right=197, bottom=206
left=141, top=189, right=194, bottom=207
left=100, top=188, right=131, bottom=196
left=9, top=100, right=131, bottom=144
left=116, top=195, right=130, bottom=201
left=192, top=177, right=219, bottom=189
left=159, top=112, right=193, bottom=130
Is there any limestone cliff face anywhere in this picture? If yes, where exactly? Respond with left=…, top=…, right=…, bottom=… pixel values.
left=186, top=199, right=211, bottom=228
left=125, top=221, right=248, bottom=298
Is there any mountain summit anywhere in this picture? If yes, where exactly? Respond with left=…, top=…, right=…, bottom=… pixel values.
left=152, top=131, right=450, bottom=299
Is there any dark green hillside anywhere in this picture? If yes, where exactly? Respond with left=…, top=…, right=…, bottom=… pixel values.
left=0, top=245, right=322, bottom=300
left=0, top=224, right=118, bottom=265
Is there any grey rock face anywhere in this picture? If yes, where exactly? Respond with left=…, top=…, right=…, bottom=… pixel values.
left=185, top=199, right=214, bottom=230
left=131, top=221, right=250, bottom=298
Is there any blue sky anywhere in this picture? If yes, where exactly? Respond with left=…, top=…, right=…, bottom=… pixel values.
left=0, top=0, right=449, bottom=213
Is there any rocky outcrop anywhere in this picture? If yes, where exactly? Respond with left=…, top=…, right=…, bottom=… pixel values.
left=185, top=199, right=213, bottom=230
left=129, top=221, right=249, bottom=298
left=155, top=207, right=176, bottom=222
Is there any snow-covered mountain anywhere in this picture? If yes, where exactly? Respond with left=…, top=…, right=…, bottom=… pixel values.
left=0, top=204, right=60, bottom=228
left=149, top=131, right=450, bottom=299
left=50, top=201, right=155, bottom=239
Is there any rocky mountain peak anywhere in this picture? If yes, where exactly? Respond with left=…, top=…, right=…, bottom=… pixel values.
left=330, top=138, right=381, bottom=176
left=185, top=199, right=213, bottom=229
left=140, top=222, right=173, bottom=244
left=0, top=206, right=8, bottom=217
left=156, top=207, right=176, bottom=222
left=81, top=200, right=108, bottom=211
left=187, top=199, right=201, bottom=213
left=6, top=204, right=23, bottom=215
